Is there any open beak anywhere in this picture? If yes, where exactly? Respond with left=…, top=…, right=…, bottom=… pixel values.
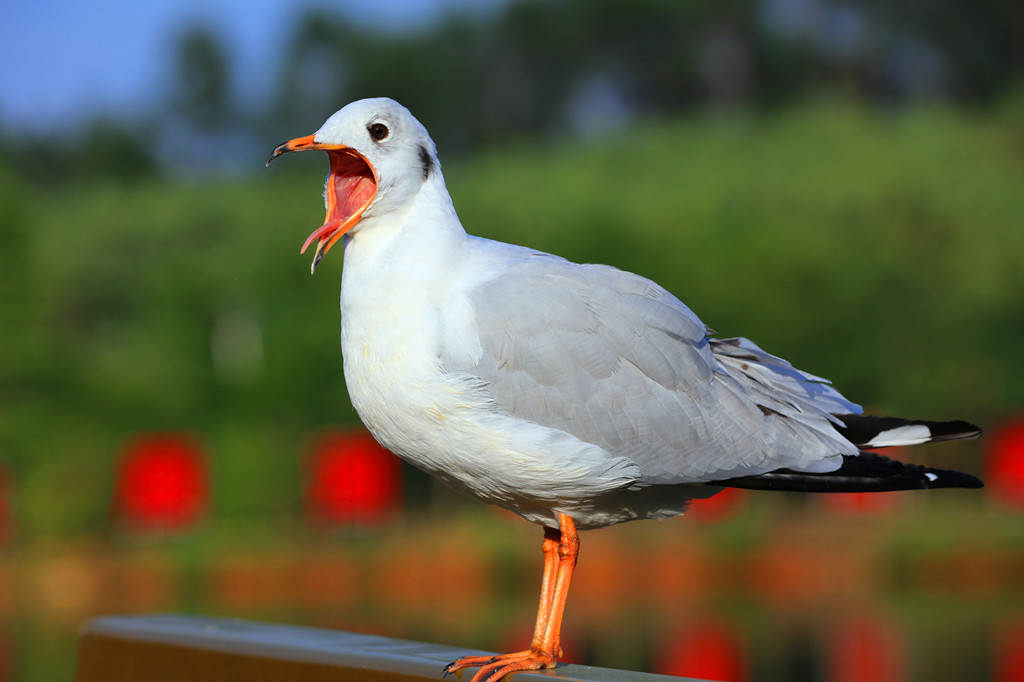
left=267, top=134, right=378, bottom=273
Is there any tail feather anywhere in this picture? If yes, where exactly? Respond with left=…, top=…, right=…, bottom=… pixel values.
left=834, top=415, right=982, bottom=449
left=714, top=450, right=983, bottom=493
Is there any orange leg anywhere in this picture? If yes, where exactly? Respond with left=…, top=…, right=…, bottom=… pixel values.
left=531, top=525, right=562, bottom=649
left=443, top=514, right=579, bottom=682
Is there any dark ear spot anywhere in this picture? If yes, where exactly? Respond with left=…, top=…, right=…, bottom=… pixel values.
left=418, top=145, right=434, bottom=180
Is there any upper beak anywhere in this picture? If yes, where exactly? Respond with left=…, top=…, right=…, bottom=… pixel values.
left=266, top=133, right=324, bottom=166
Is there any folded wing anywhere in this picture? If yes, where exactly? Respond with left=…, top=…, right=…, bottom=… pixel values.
left=448, top=254, right=863, bottom=484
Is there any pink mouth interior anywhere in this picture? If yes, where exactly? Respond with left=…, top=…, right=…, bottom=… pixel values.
left=300, top=150, right=376, bottom=254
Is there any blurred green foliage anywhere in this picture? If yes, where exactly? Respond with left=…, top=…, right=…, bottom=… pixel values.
left=1, top=97, right=1021, bottom=540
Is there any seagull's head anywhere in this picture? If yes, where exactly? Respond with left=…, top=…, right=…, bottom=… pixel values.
left=266, top=97, right=439, bottom=273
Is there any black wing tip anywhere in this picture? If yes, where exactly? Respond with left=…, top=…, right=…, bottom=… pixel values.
left=949, top=472, right=985, bottom=489
left=930, top=420, right=983, bottom=442
left=715, top=451, right=984, bottom=493
left=834, top=415, right=984, bottom=448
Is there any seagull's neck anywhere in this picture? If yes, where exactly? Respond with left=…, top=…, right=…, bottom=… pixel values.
left=338, top=171, right=469, bottom=383
left=346, top=174, right=466, bottom=261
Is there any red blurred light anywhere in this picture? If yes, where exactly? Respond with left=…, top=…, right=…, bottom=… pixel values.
left=821, top=490, right=903, bottom=516
left=305, top=431, right=402, bottom=525
left=994, top=619, right=1024, bottom=682
left=656, top=620, right=747, bottom=681
left=115, top=434, right=208, bottom=532
left=826, top=613, right=906, bottom=682
left=0, top=467, right=13, bottom=549
left=987, top=420, right=1024, bottom=510
left=689, top=486, right=746, bottom=522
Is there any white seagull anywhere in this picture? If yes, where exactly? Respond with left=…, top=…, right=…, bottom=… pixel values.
left=267, top=98, right=981, bottom=682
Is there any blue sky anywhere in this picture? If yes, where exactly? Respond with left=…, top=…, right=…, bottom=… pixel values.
left=0, top=0, right=505, bottom=133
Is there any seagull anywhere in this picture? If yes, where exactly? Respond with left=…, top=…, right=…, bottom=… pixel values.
left=267, top=98, right=982, bottom=682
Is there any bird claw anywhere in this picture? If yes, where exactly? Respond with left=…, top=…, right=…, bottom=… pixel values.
left=444, top=650, right=557, bottom=682
left=442, top=655, right=494, bottom=678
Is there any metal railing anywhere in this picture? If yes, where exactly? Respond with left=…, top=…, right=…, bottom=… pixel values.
left=75, top=614, right=699, bottom=682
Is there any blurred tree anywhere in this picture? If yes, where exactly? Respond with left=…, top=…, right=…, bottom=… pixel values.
left=76, top=121, right=160, bottom=180
left=3, top=0, right=1022, bottom=180
left=0, top=121, right=157, bottom=187
left=0, top=165, right=34, bottom=409
left=170, top=27, right=234, bottom=132
left=269, top=0, right=770, bottom=152
left=162, top=25, right=260, bottom=173
left=862, top=0, right=1024, bottom=101
left=271, top=12, right=357, bottom=136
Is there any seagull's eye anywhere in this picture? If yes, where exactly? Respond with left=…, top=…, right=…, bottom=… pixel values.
left=368, top=123, right=389, bottom=141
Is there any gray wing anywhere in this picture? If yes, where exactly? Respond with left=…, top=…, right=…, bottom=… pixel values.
left=444, top=253, right=860, bottom=484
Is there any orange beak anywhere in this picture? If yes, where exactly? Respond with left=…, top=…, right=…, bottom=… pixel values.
left=267, top=134, right=378, bottom=273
